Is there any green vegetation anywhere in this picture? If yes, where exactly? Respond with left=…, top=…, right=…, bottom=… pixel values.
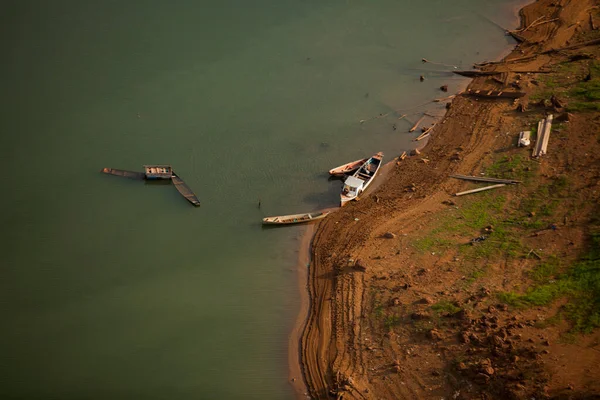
left=465, top=269, right=486, bottom=284
left=567, top=62, right=600, bottom=112
left=528, top=256, right=560, bottom=282
left=408, top=151, right=576, bottom=260
left=484, top=154, right=533, bottom=181
left=498, top=229, right=600, bottom=333
left=384, top=314, right=400, bottom=328
left=454, top=193, right=526, bottom=259
left=412, top=232, right=453, bottom=253
left=431, top=300, right=461, bottom=315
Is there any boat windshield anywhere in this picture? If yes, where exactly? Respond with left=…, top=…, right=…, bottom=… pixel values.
left=343, top=184, right=357, bottom=195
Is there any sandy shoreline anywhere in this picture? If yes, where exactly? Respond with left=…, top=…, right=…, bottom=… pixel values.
left=288, top=224, right=313, bottom=398
left=287, top=2, right=534, bottom=397
left=292, top=0, right=600, bottom=398
left=287, top=1, right=533, bottom=396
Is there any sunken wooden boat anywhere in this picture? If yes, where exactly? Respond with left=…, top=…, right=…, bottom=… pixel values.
left=101, top=164, right=200, bottom=207
left=340, top=152, right=383, bottom=206
left=172, top=173, right=200, bottom=206
left=262, top=211, right=331, bottom=225
left=101, top=168, right=146, bottom=180
left=329, top=157, right=369, bottom=176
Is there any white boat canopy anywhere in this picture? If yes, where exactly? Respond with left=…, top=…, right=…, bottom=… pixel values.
left=344, top=176, right=365, bottom=190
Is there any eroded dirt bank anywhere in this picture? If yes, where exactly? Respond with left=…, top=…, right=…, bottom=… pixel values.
left=300, top=0, right=600, bottom=398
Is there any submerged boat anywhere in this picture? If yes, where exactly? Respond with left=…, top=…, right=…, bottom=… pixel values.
left=329, top=157, right=369, bottom=177
left=101, top=165, right=200, bottom=207
left=262, top=211, right=330, bottom=225
left=340, top=152, right=383, bottom=206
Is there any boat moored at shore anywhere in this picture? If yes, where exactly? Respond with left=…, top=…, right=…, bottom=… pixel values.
left=340, top=152, right=383, bottom=206
left=328, top=157, right=369, bottom=177
left=262, top=211, right=330, bottom=225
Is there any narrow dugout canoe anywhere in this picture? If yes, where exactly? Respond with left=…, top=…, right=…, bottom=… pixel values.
left=329, top=157, right=369, bottom=176
left=262, top=211, right=330, bottom=225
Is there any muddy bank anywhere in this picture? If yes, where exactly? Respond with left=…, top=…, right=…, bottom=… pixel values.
left=299, top=0, right=600, bottom=398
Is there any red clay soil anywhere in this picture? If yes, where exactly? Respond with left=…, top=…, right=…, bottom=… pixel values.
left=299, top=0, right=600, bottom=399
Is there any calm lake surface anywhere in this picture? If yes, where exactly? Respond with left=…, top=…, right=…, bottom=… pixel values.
left=1, top=1, right=526, bottom=398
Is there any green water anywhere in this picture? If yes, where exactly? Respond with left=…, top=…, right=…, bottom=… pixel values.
left=1, top=1, right=527, bottom=398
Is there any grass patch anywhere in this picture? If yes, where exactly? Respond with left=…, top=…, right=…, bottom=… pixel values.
left=529, top=256, right=561, bottom=282
left=384, top=314, right=401, bottom=328
left=530, top=89, right=557, bottom=102
left=431, top=300, right=462, bottom=315
left=412, top=234, right=453, bottom=253
left=498, top=230, right=600, bottom=333
left=459, top=193, right=505, bottom=230
left=484, top=155, right=531, bottom=180
left=567, top=62, right=600, bottom=112
left=465, top=269, right=486, bottom=284
left=567, top=102, right=600, bottom=112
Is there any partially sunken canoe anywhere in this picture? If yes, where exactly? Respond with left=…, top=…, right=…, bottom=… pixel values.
left=329, top=158, right=369, bottom=176
left=262, top=211, right=330, bottom=225
left=172, top=173, right=200, bottom=206
left=101, top=167, right=145, bottom=180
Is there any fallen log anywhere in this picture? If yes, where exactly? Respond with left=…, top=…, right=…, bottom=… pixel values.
left=508, top=31, right=527, bottom=43
left=455, top=184, right=506, bottom=197
left=433, top=94, right=457, bottom=103
left=421, top=58, right=458, bottom=69
left=450, top=174, right=521, bottom=184
left=475, top=38, right=600, bottom=68
left=527, top=249, right=543, bottom=259
left=409, top=115, right=426, bottom=132
left=415, top=124, right=436, bottom=141
left=453, top=70, right=500, bottom=78
left=513, top=15, right=546, bottom=33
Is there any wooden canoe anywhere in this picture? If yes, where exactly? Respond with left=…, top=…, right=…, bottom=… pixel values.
left=329, top=157, right=369, bottom=176
left=172, top=173, right=200, bottom=206
left=100, top=167, right=145, bottom=180
left=262, top=211, right=330, bottom=225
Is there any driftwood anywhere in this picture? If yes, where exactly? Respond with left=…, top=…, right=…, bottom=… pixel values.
left=409, top=115, right=426, bottom=132
left=453, top=70, right=500, bottom=78
left=450, top=174, right=521, bottom=184
left=508, top=31, right=527, bottom=43
left=399, top=151, right=407, bottom=160
left=475, top=38, right=600, bottom=68
left=511, top=15, right=545, bottom=34
left=434, top=94, right=457, bottom=103
left=506, top=16, right=559, bottom=42
left=527, top=249, right=543, bottom=259
left=455, top=184, right=506, bottom=197
left=518, top=16, right=558, bottom=33
left=463, top=88, right=525, bottom=99
left=421, top=58, right=458, bottom=69
left=414, top=124, right=436, bottom=141
left=359, top=112, right=389, bottom=124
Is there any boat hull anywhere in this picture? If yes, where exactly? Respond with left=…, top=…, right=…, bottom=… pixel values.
left=262, top=211, right=330, bottom=225
left=329, top=158, right=369, bottom=176
left=339, top=152, right=383, bottom=206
